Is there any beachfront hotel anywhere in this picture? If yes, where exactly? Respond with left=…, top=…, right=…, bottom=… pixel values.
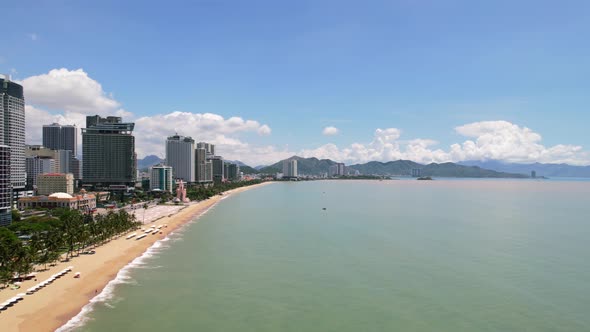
left=211, top=155, right=225, bottom=182
left=166, top=135, right=195, bottom=182
left=82, top=115, right=136, bottom=188
left=0, top=145, right=10, bottom=226
left=195, top=146, right=213, bottom=184
left=283, top=159, right=298, bottom=178
left=17, top=191, right=96, bottom=212
left=1, top=77, right=26, bottom=195
left=150, top=164, right=173, bottom=193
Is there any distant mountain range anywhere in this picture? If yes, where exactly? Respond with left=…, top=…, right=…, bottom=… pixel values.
left=254, top=156, right=528, bottom=178
left=138, top=155, right=164, bottom=169
left=140, top=154, right=590, bottom=178
left=459, top=160, right=590, bottom=178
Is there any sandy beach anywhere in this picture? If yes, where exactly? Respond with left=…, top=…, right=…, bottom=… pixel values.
left=0, top=182, right=270, bottom=332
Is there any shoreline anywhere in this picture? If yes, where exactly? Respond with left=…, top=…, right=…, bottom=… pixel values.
left=0, top=182, right=272, bottom=332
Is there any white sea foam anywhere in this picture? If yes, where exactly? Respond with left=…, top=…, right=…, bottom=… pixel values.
left=55, top=195, right=228, bottom=331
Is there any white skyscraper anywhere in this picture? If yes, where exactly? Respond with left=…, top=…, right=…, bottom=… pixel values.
left=283, top=159, right=298, bottom=178
left=1, top=76, right=26, bottom=191
left=166, top=135, right=195, bottom=182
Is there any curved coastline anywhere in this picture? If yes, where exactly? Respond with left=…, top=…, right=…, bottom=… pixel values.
left=0, top=182, right=271, bottom=332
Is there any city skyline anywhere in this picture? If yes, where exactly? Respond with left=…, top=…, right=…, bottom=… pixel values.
left=2, top=1, right=590, bottom=166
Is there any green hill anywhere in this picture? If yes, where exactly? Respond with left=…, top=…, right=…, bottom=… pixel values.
left=258, top=156, right=338, bottom=175
left=249, top=156, right=527, bottom=178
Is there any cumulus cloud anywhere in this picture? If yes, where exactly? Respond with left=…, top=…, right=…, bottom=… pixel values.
left=21, top=68, right=123, bottom=114
left=447, top=121, right=589, bottom=165
left=18, top=69, right=590, bottom=166
left=20, top=69, right=274, bottom=164
left=134, top=111, right=274, bottom=164
left=299, top=121, right=590, bottom=166
left=322, top=126, right=339, bottom=136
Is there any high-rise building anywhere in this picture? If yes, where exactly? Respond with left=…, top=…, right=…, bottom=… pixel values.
left=26, top=156, right=56, bottom=189
left=37, top=173, right=74, bottom=196
left=223, top=162, right=229, bottom=181
left=82, top=115, right=136, bottom=187
left=411, top=168, right=421, bottom=177
left=211, top=156, right=225, bottom=182
left=329, top=163, right=346, bottom=177
left=227, top=163, right=240, bottom=181
left=195, top=147, right=213, bottom=184
left=166, top=135, right=195, bottom=182
left=0, top=145, right=10, bottom=226
left=283, top=159, right=298, bottom=178
left=43, top=123, right=78, bottom=156
left=150, top=164, right=173, bottom=193
left=42, top=123, right=61, bottom=151
left=196, top=142, right=215, bottom=156
left=1, top=77, right=26, bottom=191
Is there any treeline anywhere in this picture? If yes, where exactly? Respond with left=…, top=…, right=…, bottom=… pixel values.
left=186, top=180, right=264, bottom=201
left=0, top=210, right=141, bottom=286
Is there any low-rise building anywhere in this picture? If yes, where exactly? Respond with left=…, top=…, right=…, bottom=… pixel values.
left=18, top=192, right=96, bottom=212
left=37, top=173, right=74, bottom=196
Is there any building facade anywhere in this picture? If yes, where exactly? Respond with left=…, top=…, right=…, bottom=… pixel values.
left=283, top=159, right=298, bottom=178
left=329, top=163, right=346, bottom=177
left=37, top=173, right=74, bottom=196
left=25, top=156, right=56, bottom=189
left=18, top=192, right=96, bottom=212
left=0, top=145, right=10, bottom=226
left=165, top=135, right=195, bottom=182
left=211, top=156, right=225, bottom=182
left=195, top=147, right=213, bottom=184
left=150, top=164, right=173, bottom=193
left=43, top=123, right=77, bottom=156
left=82, top=115, right=136, bottom=187
left=1, top=77, right=26, bottom=191
left=196, top=142, right=215, bottom=156
left=227, top=163, right=241, bottom=181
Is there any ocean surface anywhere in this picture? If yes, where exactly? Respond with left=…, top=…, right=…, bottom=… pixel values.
left=62, top=180, right=590, bottom=332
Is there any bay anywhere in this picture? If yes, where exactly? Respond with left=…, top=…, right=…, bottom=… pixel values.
left=72, top=180, right=590, bottom=331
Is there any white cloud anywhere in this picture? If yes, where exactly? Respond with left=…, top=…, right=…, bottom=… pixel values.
left=322, top=126, right=339, bottom=136
left=21, top=69, right=275, bottom=164
left=448, top=121, right=589, bottom=165
left=258, top=124, right=271, bottom=136
left=19, top=68, right=590, bottom=166
left=21, top=68, right=123, bottom=114
left=299, top=121, right=590, bottom=166
left=134, top=111, right=274, bottom=164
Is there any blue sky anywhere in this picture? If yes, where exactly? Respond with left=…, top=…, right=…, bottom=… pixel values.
left=1, top=0, right=589, bottom=165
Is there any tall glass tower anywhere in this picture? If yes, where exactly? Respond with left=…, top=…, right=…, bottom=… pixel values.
left=82, top=115, right=136, bottom=188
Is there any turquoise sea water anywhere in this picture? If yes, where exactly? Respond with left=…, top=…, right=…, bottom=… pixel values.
left=63, top=180, right=590, bottom=331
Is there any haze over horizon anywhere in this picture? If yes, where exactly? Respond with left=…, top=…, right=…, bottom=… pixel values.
left=2, top=1, right=589, bottom=166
